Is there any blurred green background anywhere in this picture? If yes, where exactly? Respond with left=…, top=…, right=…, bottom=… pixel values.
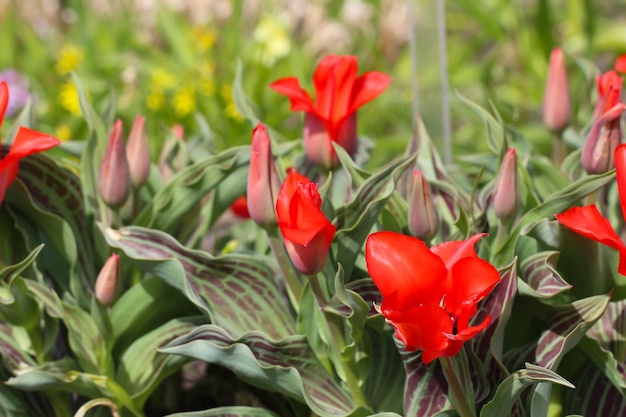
left=1, top=0, right=625, bottom=167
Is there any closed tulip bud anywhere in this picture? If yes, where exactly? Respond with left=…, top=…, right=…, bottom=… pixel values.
left=582, top=102, right=625, bottom=175
left=542, top=48, right=571, bottom=133
left=126, top=116, right=150, bottom=187
left=95, top=254, right=120, bottom=306
left=492, top=148, right=519, bottom=221
left=98, top=120, right=131, bottom=208
left=407, top=170, right=439, bottom=242
left=247, top=123, right=281, bottom=228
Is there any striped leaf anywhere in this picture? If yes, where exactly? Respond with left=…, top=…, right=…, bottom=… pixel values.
left=11, top=151, right=98, bottom=300
left=0, top=322, right=37, bottom=372
left=519, top=251, right=572, bottom=298
left=160, top=324, right=360, bottom=417
left=166, top=406, right=279, bottom=417
left=332, top=153, right=415, bottom=280
left=480, top=363, right=573, bottom=417
left=134, top=146, right=248, bottom=235
left=117, top=318, right=202, bottom=406
left=103, top=226, right=296, bottom=341
left=563, top=366, right=626, bottom=416
left=401, top=347, right=453, bottom=417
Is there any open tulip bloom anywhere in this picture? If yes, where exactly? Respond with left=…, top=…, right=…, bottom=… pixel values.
left=557, top=144, right=626, bottom=275
left=366, top=231, right=500, bottom=364
left=270, top=55, right=391, bottom=168
left=0, top=81, right=60, bottom=205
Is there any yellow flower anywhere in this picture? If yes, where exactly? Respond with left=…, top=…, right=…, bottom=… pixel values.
left=150, top=69, right=176, bottom=90
left=56, top=45, right=84, bottom=75
left=58, top=81, right=82, bottom=116
left=173, top=86, right=196, bottom=117
left=55, top=123, right=72, bottom=141
left=146, top=90, right=165, bottom=111
left=225, top=102, right=243, bottom=121
left=252, top=15, right=291, bottom=67
left=191, top=26, right=217, bottom=52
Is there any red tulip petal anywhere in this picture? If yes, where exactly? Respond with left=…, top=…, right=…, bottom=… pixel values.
left=0, top=81, right=7, bottom=128
left=349, top=71, right=392, bottom=114
left=431, top=233, right=486, bottom=294
left=5, top=127, right=60, bottom=161
left=381, top=302, right=452, bottom=354
left=616, top=54, right=626, bottom=73
left=0, top=159, right=18, bottom=205
left=446, top=257, right=500, bottom=318
left=269, top=77, right=315, bottom=113
left=313, top=55, right=358, bottom=123
left=556, top=205, right=626, bottom=275
left=446, top=315, right=491, bottom=342
left=276, top=169, right=311, bottom=224
left=365, top=231, right=447, bottom=309
left=616, top=144, right=626, bottom=222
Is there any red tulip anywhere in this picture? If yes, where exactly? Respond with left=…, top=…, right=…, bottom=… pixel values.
left=0, top=81, right=60, bottom=205
left=270, top=55, right=391, bottom=169
left=556, top=144, right=626, bottom=275
left=615, top=54, right=626, bottom=74
left=247, top=123, right=281, bottom=227
left=583, top=71, right=625, bottom=175
left=230, top=195, right=251, bottom=219
left=276, top=169, right=336, bottom=275
left=98, top=119, right=131, bottom=208
left=365, top=232, right=500, bottom=364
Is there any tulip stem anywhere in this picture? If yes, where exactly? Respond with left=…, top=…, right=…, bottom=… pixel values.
left=267, top=232, right=303, bottom=313
left=439, top=355, right=477, bottom=417
left=552, top=133, right=566, bottom=168
left=309, top=273, right=368, bottom=409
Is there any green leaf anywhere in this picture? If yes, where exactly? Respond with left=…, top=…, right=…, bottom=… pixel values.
left=480, top=363, right=574, bottom=417
left=0, top=245, right=42, bottom=303
left=332, top=152, right=415, bottom=279
left=160, top=324, right=361, bottom=417
left=233, top=60, right=260, bottom=125
left=0, top=322, right=37, bottom=372
left=456, top=92, right=504, bottom=155
left=401, top=348, right=453, bottom=417
left=103, top=226, right=296, bottom=341
left=519, top=251, right=572, bottom=298
left=134, top=146, right=249, bottom=235
left=117, top=318, right=201, bottom=406
left=165, top=406, right=280, bottom=417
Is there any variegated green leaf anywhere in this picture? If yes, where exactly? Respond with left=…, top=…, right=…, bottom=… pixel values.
left=519, top=251, right=572, bottom=298
left=117, top=318, right=202, bottom=406
left=0, top=382, right=52, bottom=417
left=134, top=146, right=248, bottom=234
left=5, top=357, right=141, bottom=417
left=0, top=322, right=37, bottom=372
left=160, top=324, right=362, bottom=417
left=332, top=153, right=415, bottom=280
left=103, top=226, right=296, bottom=341
left=480, top=363, right=574, bottom=417
left=563, top=366, right=626, bottom=416
left=166, top=406, right=279, bottom=417
left=400, top=346, right=453, bottom=417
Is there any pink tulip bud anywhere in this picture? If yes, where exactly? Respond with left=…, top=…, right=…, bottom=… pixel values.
left=542, top=48, right=571, bottom=133
left=247, top=123, right=281, bottom=228
left=126, top=116, right=150, bottom=187
left=95, top=254, right=120, bottom=306
left=407, top=170, right=439, bottom=241
left=582, top=102, right=626, bottom=175
left=98, top=119, right=131, bottom=208
left=492, top=148, right=519, bottom=221
left=304, top=113, right=357, bottom=169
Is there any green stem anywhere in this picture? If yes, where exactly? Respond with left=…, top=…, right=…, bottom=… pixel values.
left=439, top=355, right=476, bottom=417
left=309, top=273, right=367, bottom=408
left=73, top=398, right=120, bottom=417
left=267, top=231, right=303, bottom=313
left=552, top=132, right=566, bottom=168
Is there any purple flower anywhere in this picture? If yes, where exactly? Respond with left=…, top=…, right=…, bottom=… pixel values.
left=0, top=69, right=31, bottom=117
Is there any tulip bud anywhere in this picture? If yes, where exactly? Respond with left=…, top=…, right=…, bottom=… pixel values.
left=126, top=115, right=150, bottom=187
left=492, top=148, right=519, bottom=221
left=542, top=48, right=571, bottom=133
left=304, top=112, right=357, bottom=170
left=95, top=254, right=120, bottom=306
left=231, top=195, right=251, bottom=219
left=407, top=170, right=439, bottom=242
left=582, top=102, right=625, bottom=175
left=247, top=123, right=281, bottom=228
left=98, top=119, right=131, bottom=208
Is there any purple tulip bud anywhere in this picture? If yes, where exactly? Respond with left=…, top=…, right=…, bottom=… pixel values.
left=492, top=148, right=519, bottom=221
left=408, top=170, right=439, bottom=242
left=126, top=116, right=150, bottom=187
left=98, top=119, right=131, bottom=208
left=95, top=254, right=120, bottom=306
left=542, top=48, right=571, bottom=133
